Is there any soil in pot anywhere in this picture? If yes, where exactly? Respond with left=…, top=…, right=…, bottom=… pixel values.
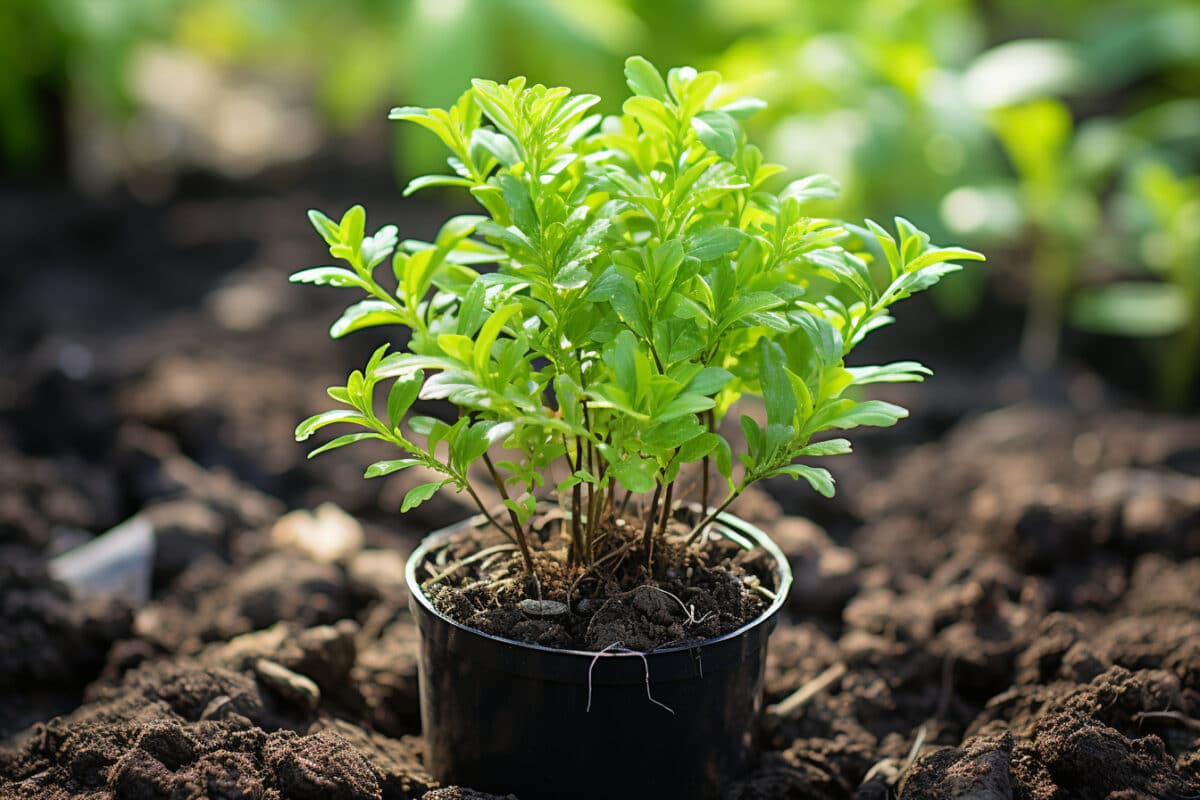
left=415, top=506, right=778, bottom=651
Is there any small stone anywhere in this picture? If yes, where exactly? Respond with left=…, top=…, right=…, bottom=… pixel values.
left=519, top=599, right=569, bottom=618
left=270, top=502, right=363, bottom=562
left=575, top=598, right=604, bottom=615
left=254, top=658, right=321, bottom=712
left=200, top=694, right=235, bottom=720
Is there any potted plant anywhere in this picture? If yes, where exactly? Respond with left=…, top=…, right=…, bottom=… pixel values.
left=292, top=56, right=983, bottom=800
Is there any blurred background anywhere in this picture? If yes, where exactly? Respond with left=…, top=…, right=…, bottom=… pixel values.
left=1, top=0, right=1198, bottom=538
left=4, top=0, right=1199, bottom=401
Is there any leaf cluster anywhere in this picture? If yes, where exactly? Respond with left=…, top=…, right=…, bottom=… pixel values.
left=292, top=56, right=984, bottom=569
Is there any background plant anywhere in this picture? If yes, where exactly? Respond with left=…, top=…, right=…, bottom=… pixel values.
left=292, top=57, right=983, bottom=578
left=7, top=0, right=1192, bottom=405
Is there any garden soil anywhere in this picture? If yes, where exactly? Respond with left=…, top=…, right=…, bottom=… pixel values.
left=2, top=158, right=1198, bottom=798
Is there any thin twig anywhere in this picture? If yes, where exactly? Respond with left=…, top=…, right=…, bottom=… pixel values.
left=684, top=487, right=742, bottom=545
left=567, top=537, right=636, bottom=607
left=767, top=662, right=847, bottom=718
left=481, top=452, right=536, bottom=577
left=900, top=725, right=928, bottom=780
left=424, top=543, right=519, bottom=586
left=1134, top=711, right=1200, bottom=732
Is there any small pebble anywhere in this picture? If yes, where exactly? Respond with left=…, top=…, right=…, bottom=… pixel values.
left=575, top=598, right=604, bottom=615
left=519, top=599, right=569, bottom=618
left=254, top=658, right=320, bottom=711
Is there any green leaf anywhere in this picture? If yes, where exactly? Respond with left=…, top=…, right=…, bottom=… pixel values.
left=472, top=128, right=521, bottom=167
left=331, top=301, right=406, bottom=339
left=904, top=246, right=986, bottom=273
left=678, top=432, right=720, bottom=462
left=740, top=415, right=763, bottom=462
left=692, top=111, right=739, bottom=160
left=611, top=458, right=658, bottom=493
left=782, top=174, right=840, bottom=204
left=719, top=97, right=767, bottom=119
left=290, top=267, right=369, bottom=290
left=813, top=400, right=909, bottom=431
left=340, top=206, right=366, bottom=256
left=793, top=313, right=844, bottom=366
left=365, top=459, right=422, bottom=478
left=657, top=393, right=715, bottom=422
left=307, top=209, right=342, bottom=246
left=758, top=339, right=795, bottom=428
left=402, top=481, right=450, bottom=512
left=306, top=431, right=385, bottom=458
left=361, top=226, right=399, bottom=269
left=772, top=464, right=835, bottom=497
left=474, top=303, right=522, bottom=377
left=386, top=373, right=423, bottom=426
left=643, top=416, right=704, bottom=451
left=714, top=436, right=734, bottom=484
left=295, top=409, right=371, bottom=441
left=687, top=227, right=744, bottom=260
left=625, top=56, right=669, bottom=100
left=403, top=175, right=475, bottom=196
left=794, top=438, right=852, bottom=456
left=847, top=362, right=933, bottom=384
left=437, top=333, right=475, bottom=364
left=686, top=367, right=733, bottom=396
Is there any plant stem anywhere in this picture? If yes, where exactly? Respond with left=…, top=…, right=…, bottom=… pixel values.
left=642, top=481, right=663, bottom=570
left=480, top=453, right=536, bottom=577
left=701, top=409, right=713, bottom=512
left=655, top=479, right=674, bottom=543
left=562, top=434, right=584, bottom=567
left=582, top=400, right=597, bottom=545
left=684, top=485, right=743, bottom=545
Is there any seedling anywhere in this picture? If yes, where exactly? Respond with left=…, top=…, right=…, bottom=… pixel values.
left=1071, top=160, right=1200, bottom=407
left=292, top=56, right=984, bottom=581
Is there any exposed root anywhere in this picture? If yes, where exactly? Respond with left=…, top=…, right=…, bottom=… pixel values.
left=586, top=641, right=675, bottom=716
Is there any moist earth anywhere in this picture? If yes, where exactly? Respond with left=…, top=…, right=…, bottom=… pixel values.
left=2, top=175, right=1199, bottom=798
left=419, top=515, right=773, bottom=651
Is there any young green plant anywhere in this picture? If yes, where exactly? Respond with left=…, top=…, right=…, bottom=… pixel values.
left=293, top=56, right=984, bottom=581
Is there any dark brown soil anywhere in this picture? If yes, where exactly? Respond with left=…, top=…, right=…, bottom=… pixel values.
left=418, top=514, right=773, bottom=651
left=2, top=166, right=1199, bottom=799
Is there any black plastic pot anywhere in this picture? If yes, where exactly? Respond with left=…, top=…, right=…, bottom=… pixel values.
left=405, top=513, right=792, bottom=800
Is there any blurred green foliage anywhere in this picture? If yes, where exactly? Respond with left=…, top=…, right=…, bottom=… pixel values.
left=3, top=0, right=1198, bottom=403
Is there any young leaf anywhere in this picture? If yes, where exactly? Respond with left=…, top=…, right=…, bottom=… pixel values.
left=402, top=480, right=451, bottom=512
left=794, top=438, right=852, bottom=457
left=290, top=267, right=369, bottom=290
left=782, top=174, right=840, bottom=204
left=386, top=373, right=423, bottom=427
left=611, top=458, right=658, bottom=493
left=295, top=409, right=371, bottom=441
left=365, top=459, right=423, bottom=478
left=307, top=209, right=342, bottom=246
left=771, top=464, right=836, bottom=497
left=474, top=303, right=522, bottom=377
left=624, top=56, right=669, bottom=100
left=307, top=432, right=385, bottom=458
left=758, top=339, right=796, bottom=429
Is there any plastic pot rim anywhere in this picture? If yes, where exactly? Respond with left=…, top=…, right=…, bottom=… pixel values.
left=404, top=510, right=793, bottom=661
